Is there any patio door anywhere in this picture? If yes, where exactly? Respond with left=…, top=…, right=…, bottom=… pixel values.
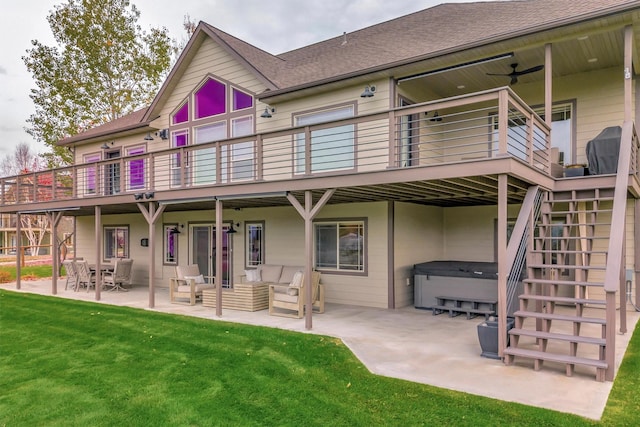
left=104, top=149, right=121, bottom=195
left=190, top=224, right=232, bottom=287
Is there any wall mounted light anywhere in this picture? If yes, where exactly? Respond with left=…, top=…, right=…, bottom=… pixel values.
left=260, top=106, right=275, bottom=118
left=144, top=132, right=154, bottom=141
left=360, top=85, right=375, bottom=98
left=134, top=193, right=144, bottom=200
left=170, top=224, right=184, bottom=235
left=144, top=191, right=155, bottom=199
left=429, top=111, right=443, bottom=122
left=101, top=141, right=114, bottom=150
left=226, top=222, right=241, bottom=234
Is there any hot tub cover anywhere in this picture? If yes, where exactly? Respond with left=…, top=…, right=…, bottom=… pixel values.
left=413, top=260, right=525, bottom=280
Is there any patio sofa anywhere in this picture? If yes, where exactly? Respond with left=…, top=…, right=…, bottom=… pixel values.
left=202, top=264, right=321, bottom=312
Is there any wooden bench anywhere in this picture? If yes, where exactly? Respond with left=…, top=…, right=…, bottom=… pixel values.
left=202, top=283, right=269, bottom=311
left=432, top=296, right=497, bottom=320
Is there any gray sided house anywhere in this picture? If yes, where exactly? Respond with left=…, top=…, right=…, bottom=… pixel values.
left=3, top=0, right=640, bottom=382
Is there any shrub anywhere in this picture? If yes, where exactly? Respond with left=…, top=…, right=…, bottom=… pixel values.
left=0, top=270, right=12, bottom=283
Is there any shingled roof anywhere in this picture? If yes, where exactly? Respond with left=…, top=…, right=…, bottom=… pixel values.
left=205, top=0, right=639, bottom=91
left=62, top=0, right=639, bottom=144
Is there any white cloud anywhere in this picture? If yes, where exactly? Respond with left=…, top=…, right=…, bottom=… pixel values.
left=0, top=0, right=494, bottom=161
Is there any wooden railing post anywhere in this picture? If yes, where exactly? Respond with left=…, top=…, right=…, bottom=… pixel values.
left=256, top=135, right=264, bottom=181
left=498, top=90, right=509, bottom=156
left=388, top=111, right=396, bottom=167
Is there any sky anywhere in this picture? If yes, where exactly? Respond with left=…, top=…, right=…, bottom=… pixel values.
left=0, top=0, right=496, bottom=158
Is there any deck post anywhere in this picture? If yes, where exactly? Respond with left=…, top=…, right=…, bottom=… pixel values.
left=287, top=189, right=335, bottom=330
left=94, top=205, right=101, bottom=301
left=137, top=201, right=165, bottom=308
left=216, top=199, right=223, bottom=317
left=497, top=174, right=508, bottom=358
left=15, top=213, right=21, bottom=290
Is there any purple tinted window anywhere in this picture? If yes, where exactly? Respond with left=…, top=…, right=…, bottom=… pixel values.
left=85, top=154, right=100, bottom=193
left=232, top=88, right=253, bottom=111
left=128, top=147, right=145, bottom=189
left=173, top=102, right=189, bottom=124
left=173, top=131, right=188, bottom=167
left=195, top=79, right=226, bottom=119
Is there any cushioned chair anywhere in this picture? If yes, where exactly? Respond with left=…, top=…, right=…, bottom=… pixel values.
left=62, top=260, right=78, bottom=291
left=75, top=260, right=96, bottom=292
left=103, top=258, right=133, bottom=292
left=170, top=264, right=215, bottom=305
left=268, top=270, right=324, bottom=318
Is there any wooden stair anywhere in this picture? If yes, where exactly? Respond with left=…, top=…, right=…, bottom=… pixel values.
left=503, top=189, right=613, bottom=381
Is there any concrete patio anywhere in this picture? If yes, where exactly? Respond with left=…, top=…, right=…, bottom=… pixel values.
left=2, top=278, right=638, bottom=420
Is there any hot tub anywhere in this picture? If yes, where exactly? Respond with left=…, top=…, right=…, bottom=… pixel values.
left=413, top=260, right=522, bottom=316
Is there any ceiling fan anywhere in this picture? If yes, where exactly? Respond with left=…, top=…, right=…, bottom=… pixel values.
left=486, top=63, right=544, bottom=84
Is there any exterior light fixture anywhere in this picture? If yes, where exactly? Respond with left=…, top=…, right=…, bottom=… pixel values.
left=226, top=222, right=240, bottom=234
left=260, top=107, right=274, bottom=118
left=144, top=192, right=155, bottom=199
left=360, top=85, right=375, bottom=98
left=134, top=193, right=144, bottom=200
left=170, top=224, right=184, bottom=235
left=101, top=141, right=114, bottom=150
left=430, top=111, right=443, bottom=122
left=144, top=132, right=154, bottom=141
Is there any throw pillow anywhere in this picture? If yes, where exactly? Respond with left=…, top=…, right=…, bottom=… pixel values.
left=289, top=271, right=304, bottom=288
left=244, top=269, right=260, bottom=282
left=184, top=274, right=205, bottom=284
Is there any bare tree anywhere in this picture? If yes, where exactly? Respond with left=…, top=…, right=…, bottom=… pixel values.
left=0, top=143, right=49, bottom=255
left=0, top=143, right=42, bottom=177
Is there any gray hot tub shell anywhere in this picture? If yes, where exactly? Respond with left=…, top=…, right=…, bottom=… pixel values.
left=413, top=261, right=523, bottom=316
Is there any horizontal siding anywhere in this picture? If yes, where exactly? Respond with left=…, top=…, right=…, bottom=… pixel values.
left=394, top=202, right=444, bottom=308
left=517, top=66, right=628, bottom=165
left=443, top=204, right=522, bottom=262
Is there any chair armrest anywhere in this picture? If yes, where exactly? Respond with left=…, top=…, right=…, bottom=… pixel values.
left=172, top=277, right=197, bottom=291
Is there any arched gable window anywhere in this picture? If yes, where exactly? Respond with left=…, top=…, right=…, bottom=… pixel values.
left=195, top=78, right=226, bottom=119
left=169, top=75, right=256, bottom=186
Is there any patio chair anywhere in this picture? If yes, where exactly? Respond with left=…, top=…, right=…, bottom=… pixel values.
left=268, top=270, right=324, bottom=318
left=103, top=258, right=133, bottom=292
left=170, top=264, right=215, bottom=305
left=62, top=260, right=78, bottom=291
left=75, top=260, right=96, bottom=292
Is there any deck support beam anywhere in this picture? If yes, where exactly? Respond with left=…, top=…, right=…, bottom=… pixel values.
left=15, top=213, right=21, bottom=290
left=287, top=189, right=335, bottom=330
left=497, top=174, right=508, bottom=358
left=138, top=201, right=165, bottom=308
left=47, top=211, right=63, bottom=295
left=94, top=205, right=102, bottom=301
left=215, top=199, right=224, bottom=317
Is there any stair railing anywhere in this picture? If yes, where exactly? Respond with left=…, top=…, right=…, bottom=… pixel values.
left=602, top=120, right=637, bottom=380
left=506, top=186, right=543, bottom=314
left=499, top=185, right=542, bottom=356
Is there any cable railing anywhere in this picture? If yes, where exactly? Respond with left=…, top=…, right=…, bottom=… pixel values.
left=0, top=87, right=553, bottom=206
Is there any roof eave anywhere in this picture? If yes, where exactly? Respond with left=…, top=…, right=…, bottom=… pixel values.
left=260, top=1, right=639, bottom=101
left=57, top=120, right=155, bottom=147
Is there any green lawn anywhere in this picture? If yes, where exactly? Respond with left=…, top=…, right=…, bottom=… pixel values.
left=0, top=264, right=57, bottom=281
left=1, top=290, right=637, bottom=426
